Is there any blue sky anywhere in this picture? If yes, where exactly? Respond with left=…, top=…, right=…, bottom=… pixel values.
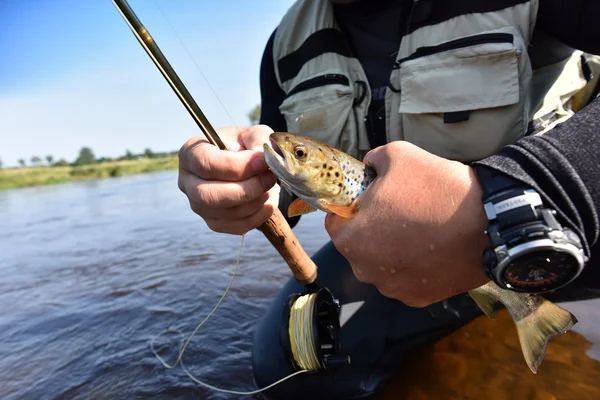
left=0, top=0, right=293, bottom=167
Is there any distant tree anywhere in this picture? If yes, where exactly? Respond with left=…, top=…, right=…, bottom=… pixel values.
left=248, top=104, right=261, bottom=125
left=53, top=159, right=69, bottom=167
left=123, top=149, right=135, bottom=160
left=144, top=148, right=155, bottom=159
left=31, top=156, right=42, bottom=166
left=18, top=159, right=26, bottom=167
left=0, top=157, right=3, bottom=169
left=75, top=147, right=96, bottom=166
left=46, top=155, right=54, bottom=165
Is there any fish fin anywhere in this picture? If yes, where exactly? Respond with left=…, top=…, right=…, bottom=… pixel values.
left=318, top=199, right=359, bottom=219
left=514, top=299, right=577, bottom=374
left=288, top=198, right=318, bottom=217
left=468, top=288, right=498, bottom=319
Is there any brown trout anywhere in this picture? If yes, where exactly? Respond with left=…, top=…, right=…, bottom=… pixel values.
left=263, top=132, right=376, bottom=218
left=263, top=132, right=577, bottom=374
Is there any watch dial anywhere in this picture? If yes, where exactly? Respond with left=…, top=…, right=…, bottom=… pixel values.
left=504, top=250, right=577, bottom=291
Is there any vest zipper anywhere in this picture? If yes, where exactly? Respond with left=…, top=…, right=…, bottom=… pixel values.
left=396, top=32, right=514, bottom=66
left=388, top=31, right=513, bottom=93
left=286, top=74, right=350, bottom=98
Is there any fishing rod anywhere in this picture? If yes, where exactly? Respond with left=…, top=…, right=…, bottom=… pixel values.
left=110, top=0, right=317, bottom=285
left=111, top=0, right=350, bottom=375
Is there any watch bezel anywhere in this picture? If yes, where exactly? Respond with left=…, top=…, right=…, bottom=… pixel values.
left=491, top=238, right=586, bottom=293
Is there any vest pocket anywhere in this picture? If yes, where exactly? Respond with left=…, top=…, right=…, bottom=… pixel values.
left=397, top=28, right=530, bottom=162
left=278, top=74, right=360, bottom=157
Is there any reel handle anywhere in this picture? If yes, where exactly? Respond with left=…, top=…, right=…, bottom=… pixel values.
left=259, top=208, right=318, bottom=285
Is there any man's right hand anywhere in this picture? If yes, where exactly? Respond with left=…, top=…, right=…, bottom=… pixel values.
left=178, top=125, right=280, bottom=235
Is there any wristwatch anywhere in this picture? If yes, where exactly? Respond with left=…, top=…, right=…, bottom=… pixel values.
left=473, top=166, right=587, bottom=294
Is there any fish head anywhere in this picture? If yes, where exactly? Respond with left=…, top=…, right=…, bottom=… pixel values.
left=263, top=132, right=344, bottom=200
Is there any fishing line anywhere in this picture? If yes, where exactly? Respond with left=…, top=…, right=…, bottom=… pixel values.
left=144, top=2, right=329, bottom=394
left=288, top=292, right=322, bottom=371
left=150, top=234, right=312, bottom=395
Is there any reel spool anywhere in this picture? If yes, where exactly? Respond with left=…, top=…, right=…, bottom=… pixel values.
left=280, top=286, right=351, bottom=372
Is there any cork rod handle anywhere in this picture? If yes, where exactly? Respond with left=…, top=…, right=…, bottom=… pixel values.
left=259, top=208, right=318, bottom=285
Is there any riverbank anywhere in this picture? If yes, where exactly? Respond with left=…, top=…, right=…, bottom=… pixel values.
left=0, top=156, right=178, bottom=190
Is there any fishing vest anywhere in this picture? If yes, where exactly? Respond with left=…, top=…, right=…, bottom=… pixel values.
left=271, top=0, right=597, bottom=162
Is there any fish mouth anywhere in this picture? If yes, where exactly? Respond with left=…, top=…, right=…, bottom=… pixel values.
left=263, top=136, right=304, bottom=189
left=264, top=137, right=287, bottom=171
left=270, top=137, right=285, bottom=159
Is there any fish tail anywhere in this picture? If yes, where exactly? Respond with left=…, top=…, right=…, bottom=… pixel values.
left=468, top=283, right=578, bottom=374
left=468, top=288, right=497, bottom=319
left=514, top=299, right=577, bottom=374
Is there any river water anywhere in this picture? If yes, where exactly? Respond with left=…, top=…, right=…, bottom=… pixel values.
left=0, top=170, right=330, bottom=399
left=1, top=171, right=598, bottom=400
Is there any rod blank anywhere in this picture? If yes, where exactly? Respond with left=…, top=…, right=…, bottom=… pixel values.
left=111, top=0, right=226, bottom=150
left=110, top=0, right=319, bottom=285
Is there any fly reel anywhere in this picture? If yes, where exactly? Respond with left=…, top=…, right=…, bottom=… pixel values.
left=280, top=286, right=351, bottom=372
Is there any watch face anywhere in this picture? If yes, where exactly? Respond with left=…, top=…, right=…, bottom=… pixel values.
left=503, top=250, right=578, bottom=292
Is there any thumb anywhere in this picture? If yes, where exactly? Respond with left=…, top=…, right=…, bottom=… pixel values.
left=240, top=125, right=275, bottom=151
left=362, top=145, right=391, bottom=175
left=324, top=212, right=347, bottom=240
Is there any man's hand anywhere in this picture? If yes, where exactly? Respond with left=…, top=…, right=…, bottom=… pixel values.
left=325, top=141, right=491, bottom=307
left=178, top=125, right=280, bottom=235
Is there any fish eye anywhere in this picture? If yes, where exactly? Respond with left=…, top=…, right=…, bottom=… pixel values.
left=294, top=146, right=307, bottom=159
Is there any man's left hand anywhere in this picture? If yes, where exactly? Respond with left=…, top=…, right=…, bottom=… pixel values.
left=325, top=141, right=491, bottom=307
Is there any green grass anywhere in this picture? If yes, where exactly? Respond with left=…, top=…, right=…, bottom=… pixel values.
left=0, top=156, right=179, bottom=190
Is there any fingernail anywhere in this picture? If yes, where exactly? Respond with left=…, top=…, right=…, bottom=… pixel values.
left=251, top=156, right=267, bottom=174
left=260, top=173, right=276, bottom=190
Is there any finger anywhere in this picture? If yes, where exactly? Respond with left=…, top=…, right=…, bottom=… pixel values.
left=348, top=263, right=370, bottom=284
left=205, top=200, right=277, bottom=235
left=182, top=170, right=277, bottom=208
left=376, top=285, right=394, bottom=299
left=189, top=191, right=270, bottom=220
left=362, top=145, right=385, bottom=166
left=207, top=125, right=274, bottom=152
left=324, top=213, right=336, bottom=235
left=178, top=125, right=274, bottom=181
left=325, top=213, right=354, bottom=263
left=205, top=126, right=268, bottom=152
left=181, top=130, right=243, bottom=153
left=181, top=141, right=269, bottom=182
left=238, top=124, right=275, bottom=151
left=324, top=212, right=348, bottom=240
left=399, top=297, right=431, bottom=308
left=362, top=144, right=393, bottom=175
